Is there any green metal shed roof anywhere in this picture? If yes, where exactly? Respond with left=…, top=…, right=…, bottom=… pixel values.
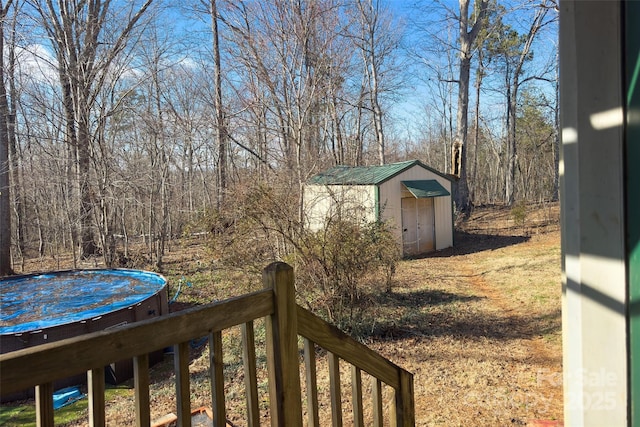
left=402, top=180, right=450, bottom=198
left=307, top=160, right=450, bottom=185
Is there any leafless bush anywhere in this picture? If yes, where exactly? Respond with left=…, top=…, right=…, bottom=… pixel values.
left=206, top=182, right=400, bottom=331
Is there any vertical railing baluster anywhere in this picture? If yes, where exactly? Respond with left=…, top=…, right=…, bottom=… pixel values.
left=242, top=321, right=260, bottom=426
left=328, top=352, right=342, bottom=427
left=304, top=338, right=320, bottom=427
left=134, top=354, right=150, bottom=427
left=372, top=378, right=383, bottom=427
left=35, top=382, right=54, bottom=427
left=390, top=387, right=397, bottom=427
left=175, top=341, right=191, bottom=427
left=351, top=366, right=364, bottom=427
left=209, top=330, right=226, bottom=426
left=88, top=367, right=105, bottom=427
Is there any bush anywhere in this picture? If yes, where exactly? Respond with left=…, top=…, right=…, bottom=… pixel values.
left=294, top=219, right=400, bottom=330
left=511, top=201, right=528, bottom=230
left=207, top=182, right=400, bottom=332
left=207, top=183, right=300, bottom=273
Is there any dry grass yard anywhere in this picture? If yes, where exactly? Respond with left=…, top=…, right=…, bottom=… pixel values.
left=381, top=204, right=563, bottom=426
left=2, top=203, right=563, bottom=426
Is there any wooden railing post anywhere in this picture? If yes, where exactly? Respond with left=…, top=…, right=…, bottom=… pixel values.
left=303, top=338, right=320, bottom=427
left=396, top=369, right=415, bottom=427
left=372, top=378, right=383, bottom=427
left=263, top=262, right=303, bottom=427
left=328, top=352, right=343, bottom=427
left=175, top=341, right=191, bottom=427
left=242, top=321, right=261, bottom=426
left=209, top=330, right=226, bottom=426
left=351, top=366, right=364, bottom=427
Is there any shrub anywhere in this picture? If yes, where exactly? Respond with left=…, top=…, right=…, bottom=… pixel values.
left=294, top=219, right=400, bottom=330
left=511, top=201, right=528, bottom=231
left=207, top=182, right=400, bottom=332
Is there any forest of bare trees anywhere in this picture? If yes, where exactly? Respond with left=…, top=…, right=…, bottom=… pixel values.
left=0, top=0, right=558, bottom=274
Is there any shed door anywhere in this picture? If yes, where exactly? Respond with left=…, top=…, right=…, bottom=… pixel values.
left=401, top=197, right=435, bottom=256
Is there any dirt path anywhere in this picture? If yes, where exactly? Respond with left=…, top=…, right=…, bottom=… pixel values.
left=462, top=258, right=558, bottom=363
left=379, top=224, right=564, bottom=426
left=463, top=250, right=563, bottom=423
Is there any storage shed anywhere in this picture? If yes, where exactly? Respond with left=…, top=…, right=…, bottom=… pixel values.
left=304, top=160, right=454, bottom=256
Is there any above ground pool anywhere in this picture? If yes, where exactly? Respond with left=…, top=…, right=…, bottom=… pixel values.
left=1, top=269, right=167, bottom=335
left=0, top=269, right=169, bottom=397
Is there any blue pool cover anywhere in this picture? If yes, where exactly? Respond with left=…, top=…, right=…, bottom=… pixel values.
left=0, top=269, right=167, bottom=335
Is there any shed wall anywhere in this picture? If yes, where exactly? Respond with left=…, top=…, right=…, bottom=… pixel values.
left=378, top=165, right=453, bottom=251
left=433, top=197, right=453, bottom=249
left=304, top=184, right=377, bottom=231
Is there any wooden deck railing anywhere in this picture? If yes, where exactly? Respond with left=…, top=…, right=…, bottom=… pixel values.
left=0, top=262, right=414, bottom=426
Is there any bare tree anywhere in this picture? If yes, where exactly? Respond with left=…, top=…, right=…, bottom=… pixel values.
left=552, top=51, right=559, bottom=201
left=451, top=0, right=489, bottom=213
left=416, top=48, right=457, bottom=175
left=34, top=0, right=153, bottom=259
left=222, top=0, right=346, bottom=223
left=502, top=1, right=552, bottom=205
left=356, top=0, right=386, bottom=165
left=6, top=1, right=23, bottom=267
left=515, top=91, right=555, bottom=201
left=0, top=0, right=15, bottom=276
left=208, top=0, right=227, bottom=209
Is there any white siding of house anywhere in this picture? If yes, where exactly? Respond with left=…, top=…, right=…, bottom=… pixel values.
left=560, top=3, right=628, bottom=424
left=304, top=184, right=377, bottom=231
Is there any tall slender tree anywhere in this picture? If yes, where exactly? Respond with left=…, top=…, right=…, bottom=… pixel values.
left=502, top=2, right=551, bottom=205
left=451, top=0, right=489, bottom=214
left=0, top=0, right=15, bottom=276
left=208, top=0, right=227, bottom=209
left=356, top=0, right=386, bottom=165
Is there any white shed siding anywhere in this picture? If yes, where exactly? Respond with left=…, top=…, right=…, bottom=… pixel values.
left=377, top=165, right=452, bottom=251
left=433, top=196, right=453, bottom=250
left=304, top=184, right=377, bottom=231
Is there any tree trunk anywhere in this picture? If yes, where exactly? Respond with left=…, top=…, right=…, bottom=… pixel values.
left=452, top=0, right=488, bottom=214
left=552, top=58, right=560, bottom=201
left=371, top=67, right=385, bottom=165
left=453, top=54, right=472, bottom=211
left=0, top=82, right=12, bottom=275
left=77, top=103, right=97, bottom=257
left=38, top=0, right=153, bottom=260
left=7, top=9, right=22, bottom=264
left=330, top=95, right=344, bottom=165
left=211, top=0, right=227, bottom=210
left=0, top=1, right=15, bottom=275
left=505, top=78, right=517, bottom=205
left=357, top=0, right=386, bottom=165
left=355, top=82, right=366, bottom=165
left=470, top=55, right=484, bottom=205
left=504, top=4, right=548, bottom=205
